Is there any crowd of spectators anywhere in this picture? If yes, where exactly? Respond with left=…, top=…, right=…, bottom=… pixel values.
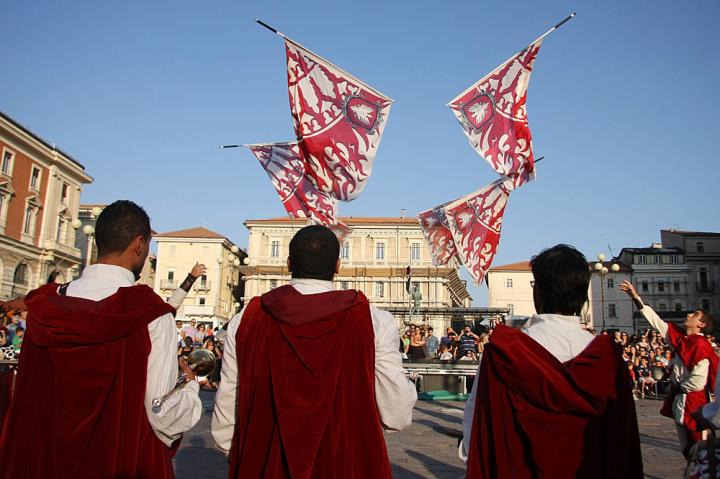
left=176, top=319, right=225, bottom=390
left=400, top=323, right=493, bottom=362
left=0, top=305, right=26, bottom=358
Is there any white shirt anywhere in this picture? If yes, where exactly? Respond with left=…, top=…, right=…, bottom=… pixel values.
left=65, top=264, right=202, bottom=447
left=211, top=278, right=417, bottom=455
left=459, top=314, right=594, bottom=462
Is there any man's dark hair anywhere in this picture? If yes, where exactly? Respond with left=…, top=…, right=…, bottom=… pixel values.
left=698, top=309, right=715, bottom=334
left=530, top=244, right=590, bottom=316
left=289, top=225, right=340, bottom=281
left=94, top=200, right=151, bottom=257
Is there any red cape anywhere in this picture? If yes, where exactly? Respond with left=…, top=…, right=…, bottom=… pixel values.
left=229, top=285, right=391, bottom=479
left=660, top=323, right=718, bottom=429
left=0, top=283, right=177, bottom=479
left=467, top=325, right=643, bottom=479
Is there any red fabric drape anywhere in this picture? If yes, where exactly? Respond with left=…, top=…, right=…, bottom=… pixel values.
left=229, top=285, right=391, bottom=479
left=0, top=283, right=177, bottom=479
left=660, top=323, right=718, bottom=430
left=467, top=325, right=643, bottom=479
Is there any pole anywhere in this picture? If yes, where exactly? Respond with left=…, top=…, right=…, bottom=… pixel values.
left=85, top=235, right=93, bottom=268
left=601, top=273, right=606, bottom=331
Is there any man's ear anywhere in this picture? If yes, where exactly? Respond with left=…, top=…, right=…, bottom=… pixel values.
left=132, top=235, right=146, bottom=256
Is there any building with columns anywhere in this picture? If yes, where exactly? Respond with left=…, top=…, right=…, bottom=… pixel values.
left=241, top=217, right=472, bottom=317
left=0, top=111, right=93, bottom=299
left=153, top=227, right=247, bottom=328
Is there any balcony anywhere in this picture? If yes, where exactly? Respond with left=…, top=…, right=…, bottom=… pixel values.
left=182, top=305, right=216, bottom=317
left=696, top=281, right=715, bottom=293
left=195, top=281, right=211, bottom=291
left=160, top=279, right=177, bottom=290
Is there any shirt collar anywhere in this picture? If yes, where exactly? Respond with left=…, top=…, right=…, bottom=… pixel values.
left=526, top=313, right=584, bottom=328
left=81, top=264, right=136, bottom=286
left=289, top=277, right=335, bottom=291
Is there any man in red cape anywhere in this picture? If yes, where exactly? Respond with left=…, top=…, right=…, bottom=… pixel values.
left=212, top=224, right=417, bottom=478
left=621, top=280, right=717, bottom=458
left=462, top=244, right=643, bottom=478
left=0, top=201, right=202, bottom=478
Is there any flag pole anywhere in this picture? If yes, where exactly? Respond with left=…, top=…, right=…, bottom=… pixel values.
left=252, top=18, right=392, bottom=100
left=448, top=13, right=576, bottom=105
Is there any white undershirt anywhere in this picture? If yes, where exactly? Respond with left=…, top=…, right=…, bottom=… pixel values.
left=211, top=278, right=418, bottom=455
left=65, top=263, right=202, bottom=447
left=459, top=314, right=595, bottom=462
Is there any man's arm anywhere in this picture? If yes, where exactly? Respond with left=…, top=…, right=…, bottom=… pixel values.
left=167, top=263, right=206, bottom=309
left=145, top=312, right=202, bottom=447
left=371, top=306, right=417, bottom=431
left=211, top=308, right=244, bottom=455
left=620, top=280, right=668, bottom=338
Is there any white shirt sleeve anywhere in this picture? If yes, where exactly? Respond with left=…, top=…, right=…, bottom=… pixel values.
left=702, top=365, right=720, bottom=427
left=370, top=305, right=417, bottom=431
left=211, top=308, right=244, bottom=455
left=144, top=312, right=202, bottom=447
left=459, top=362, right=481, bottom=462
left=166, top=288, right=188, bottom=310
left=680, top=359, right=710, bottom=393
left=639, top=305, right=669, bottom=339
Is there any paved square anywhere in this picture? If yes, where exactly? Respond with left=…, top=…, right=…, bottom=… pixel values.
left=175, top=392, right=686, bottom=478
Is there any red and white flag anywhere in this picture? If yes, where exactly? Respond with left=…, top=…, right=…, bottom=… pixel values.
left=443, top=179, right=511, bottom=285
left=285, top=39, right=392, bottom=201
left=248, top=142, right=338, bottom=226
left=448, top=41, right=542, bottom=190
left=417, top=205, right=457, bottom=267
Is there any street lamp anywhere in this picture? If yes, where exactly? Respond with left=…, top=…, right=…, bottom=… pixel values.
left=82, top=224, right=95, bottom=268
left=594, top=254, right=620, bottom=331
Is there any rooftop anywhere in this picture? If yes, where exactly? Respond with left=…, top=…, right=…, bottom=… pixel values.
left=155, top=226, right=228, bottom=240
left=489, top=261, right=531, bottom=272
left=662, top=229, right=720, bottom=237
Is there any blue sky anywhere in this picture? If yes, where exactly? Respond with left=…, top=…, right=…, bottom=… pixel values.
left=2, top=1, right=719, bottom=304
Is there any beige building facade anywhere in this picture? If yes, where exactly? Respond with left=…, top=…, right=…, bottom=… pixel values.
left=241, top=217, right=472, bottom=318
left=154, top=227, right=247, bottom=329
left=0, top=111, right=93, bottom=299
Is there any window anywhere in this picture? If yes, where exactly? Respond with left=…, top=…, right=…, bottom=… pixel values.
left=607, top=277, right=614, bottom=289
left=0, top=194, right=8, bottom=225
left=507, top=304, right=514, bottom=315
left=13, top=263, right=28, bottom=285
left=658, top=302, right=667, bottom=311
left=637, top=255, right=647, bottom=264
left=411, top=243, right=420, bottom=261
left=56, top=217, right=66, bottom=242
left=198, top=297, right=206, bottom=305
left=702, top=299, right=711, bottom=311
left=608, top=304, right=617, bottom=318
left=340, top=281, right=349, bottom=290
left=673, top=280, right=680, bottom=292
left=60, top=183, right=69, bottom=204
left=641, top=281, right=649, bottom=292
left=340, top=242, right=350, bottom=259
left=199, top=274, right=208, bottom=288
left=23, top=206, right=36, bottom=235
left=375, top=282, right=384, bottom=298
left=375, top=242, right=385, bottom=260
left=1, top=149, right=14, bottom=176
left=270, top=279, right=278, bottom=289
left=506, top=278, right=513, bottom=288
left=271, top=240, right=280, bottom=258
left=675, top=303, right=683, bottom=312
left=167, top=271, right=174, bottom=281
left=29, top=167, right=41, bottom=191
left=671, top=255, right=679, bottom=264
left=697, top=242, right=705, bottom=253
left=658, top=281, right=665, bottom=292
left=654, top=255, right=661, bottom=264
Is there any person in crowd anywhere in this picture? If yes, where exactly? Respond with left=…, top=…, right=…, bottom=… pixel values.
left=424, top=326, right=440, bottom=359
left=457, top=326, right=479, bottom=358
left=181, top=319, right=199, bottom=343
left=441, top=327, right=456, bottom=348
left=461, top=244, right=643, bottom=477
left=178, top=336, right=194, bottom=360
left=635, top=356, right=656, bottom=399
left=400, top=330, right=411, bottom=359
left=438, top=345, right=454, bottom=361
left=0, top=200, right=202, bottom=478
left=408, top=329, right=426, bottom=361
left=212, top=225, right=416, bottom=477
left=10, top=327, right=23, bottom=353
left=621, top=280, right=717, bottom=458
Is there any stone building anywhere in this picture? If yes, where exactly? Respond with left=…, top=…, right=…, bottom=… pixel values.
left=241, top=217, right=472, bottom=320
left=0, top=111, right=93, bottom=299
left=154, top=227, right=247, bottom=328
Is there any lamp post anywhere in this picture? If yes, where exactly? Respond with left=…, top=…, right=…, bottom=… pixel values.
left=594, top=253, right=620, bottom=331
left=82, top=224, right=95, bottom=268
